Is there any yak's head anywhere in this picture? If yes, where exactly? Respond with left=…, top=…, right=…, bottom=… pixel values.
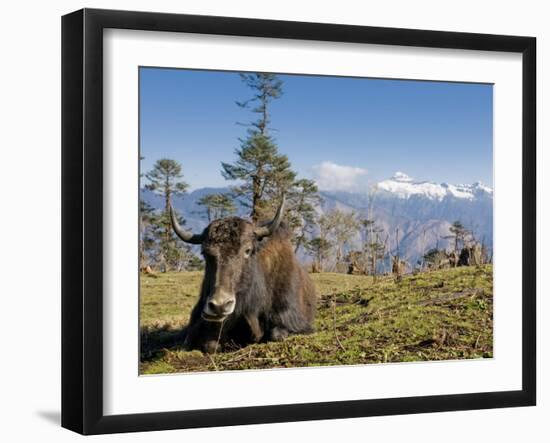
left=170, top=196, right=285, bottom=322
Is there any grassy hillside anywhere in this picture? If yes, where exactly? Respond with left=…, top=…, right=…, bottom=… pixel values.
left=140, top=265, right=493, bottom=374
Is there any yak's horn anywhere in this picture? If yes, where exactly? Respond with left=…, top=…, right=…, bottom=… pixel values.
left=170, top=203, right=204, bottom=244
left=254, top=194, right=286, bottom=239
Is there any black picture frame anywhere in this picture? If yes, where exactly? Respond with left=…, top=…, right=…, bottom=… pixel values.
left=62, top=8, right=536, bottom=435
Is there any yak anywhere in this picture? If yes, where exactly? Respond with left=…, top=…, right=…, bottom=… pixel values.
left=170, top=196, right=317, bottom=354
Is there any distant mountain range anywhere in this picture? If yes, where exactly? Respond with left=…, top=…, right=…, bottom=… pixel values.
left=141, top=172, right=493, bottom=267
left=377, top=172, right=493, bottom=201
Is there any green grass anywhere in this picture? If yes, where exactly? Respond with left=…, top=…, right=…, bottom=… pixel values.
left=140, top=265, right=493, bottom=374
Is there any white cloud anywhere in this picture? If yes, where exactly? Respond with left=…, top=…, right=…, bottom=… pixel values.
left=312, top=161, right=368, bottom=191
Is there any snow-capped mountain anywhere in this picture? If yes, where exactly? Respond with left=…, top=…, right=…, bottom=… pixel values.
left=377, top=172, right=493, bottom=201
left=141, top=172, right=493, bottom=267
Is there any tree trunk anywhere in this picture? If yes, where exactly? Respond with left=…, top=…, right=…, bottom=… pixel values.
left=251, top=174, right=261, bottom=221
left=164, top=178, right=171, bottom=271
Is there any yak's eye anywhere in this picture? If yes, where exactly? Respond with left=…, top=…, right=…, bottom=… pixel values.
left=244, top=247, right=252, bottom=257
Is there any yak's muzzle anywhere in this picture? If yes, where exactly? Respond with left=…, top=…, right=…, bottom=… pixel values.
left=202, top=290, right=235, bottom=321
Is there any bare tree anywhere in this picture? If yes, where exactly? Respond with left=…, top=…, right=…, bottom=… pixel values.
left=419, top=228, right=427, bottom=271
left=321, top=209, right=360, bottom=271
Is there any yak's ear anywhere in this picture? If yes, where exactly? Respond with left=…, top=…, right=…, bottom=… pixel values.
left=253, top=194, right=286, bottom=239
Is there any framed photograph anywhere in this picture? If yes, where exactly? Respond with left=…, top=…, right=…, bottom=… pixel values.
left=61, top=8, right=536, bottom=435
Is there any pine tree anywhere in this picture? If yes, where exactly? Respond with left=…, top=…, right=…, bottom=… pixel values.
left=444, top=221, right=471, bottom=266
left=305, top=237, right=333, bottom=272
left=145, top=159, right=190, bottom=272
left=222, top=73, right=295, bottom=221
left=145, top=159, right=189, bottom=216
left=236, top=73, right=283, bottom=135
left=197, top=193, right=236, bottom=222
left=287, top=178, right=322, bottom=253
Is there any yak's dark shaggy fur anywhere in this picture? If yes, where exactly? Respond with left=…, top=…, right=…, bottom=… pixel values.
left=182, top=217, right=317, bottom=353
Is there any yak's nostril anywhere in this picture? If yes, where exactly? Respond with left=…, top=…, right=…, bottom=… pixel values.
left=207, top=299, right=235, bottom=315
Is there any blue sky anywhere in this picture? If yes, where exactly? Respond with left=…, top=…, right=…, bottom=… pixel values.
left=140, top=67, right=493, bottom=191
